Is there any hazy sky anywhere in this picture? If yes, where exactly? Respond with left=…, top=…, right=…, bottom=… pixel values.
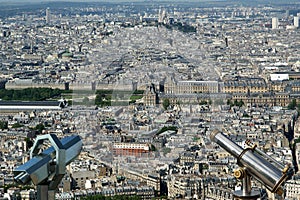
left=1, top=0, right=166, bottom=1
left=0, top=0, right=168, bottom=3
left=0, top=0, right=217, bottom=4
left=0, top=0, right=229, bottom=2
left=0, top=0, right=296, bottom=4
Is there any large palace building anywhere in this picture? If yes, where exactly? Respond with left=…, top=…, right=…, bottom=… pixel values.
left=151, top=76, right=297, bottom=107
left=223, top=77, right=268, bottom=94
left=164, top=76, right=220, bottom=94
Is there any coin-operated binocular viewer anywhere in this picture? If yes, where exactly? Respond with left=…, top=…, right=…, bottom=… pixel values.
left=13, top=134, right=82, bottom=200
left=210, top=130, right=294, bottom=200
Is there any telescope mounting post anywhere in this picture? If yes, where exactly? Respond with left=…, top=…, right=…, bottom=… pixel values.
left=37, top=185, right=55, bottom=200
left=210, top=130, right=294, bottom=200
left=14, top=134, right=82, bottom=200
left=30, top=134, right=66, bottom=200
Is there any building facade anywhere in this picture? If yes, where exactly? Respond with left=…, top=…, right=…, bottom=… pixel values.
left=46, top=8, right=51, bottom=24
left=164, top=76, right=220, bottom=94
left=223, top=78, right=268, bottom=94
left=285, top=179, right=300, bottom=200
left=294, top=16, right=299, bottom=28
left=112, top=142, right=150, bottom=157
left=143, top=84, right=158, bottom=106
left=272, top=17, right=279, bottom=29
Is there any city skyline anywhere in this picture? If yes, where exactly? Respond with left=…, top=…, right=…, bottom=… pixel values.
left=0, top=0, right=299, bottom=199
left=0, top=0, right=299, bottom=4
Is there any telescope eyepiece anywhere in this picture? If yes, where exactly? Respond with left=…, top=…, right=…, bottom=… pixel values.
left=209, top=129, right=221, bottom=142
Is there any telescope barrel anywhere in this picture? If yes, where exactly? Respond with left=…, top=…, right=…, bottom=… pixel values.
left=245, top=140, right=286, bottom=171
left=210, top=130, right=293, bottom=194
left=210, top=130, right=244, bottom=158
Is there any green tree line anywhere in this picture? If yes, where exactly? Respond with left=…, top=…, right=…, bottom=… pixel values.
left=95, top=90, right=144, bottom=107
left=0, top=88, right=144, bottom=107
left=287, top=99, right=300, bottom=110
left=0, top=88, right=62, bottom=101
left=82, top=195, right=141, bottom=200
left=227, top=99, right=244, bottom=107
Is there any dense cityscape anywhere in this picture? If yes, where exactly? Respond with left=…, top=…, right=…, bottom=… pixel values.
left=0, top=0, right=300, bottom=199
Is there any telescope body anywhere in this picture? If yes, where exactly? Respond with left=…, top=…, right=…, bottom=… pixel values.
left=14, top=135, right=82, bottom=185
left=210, top=131, right=293, bottom=194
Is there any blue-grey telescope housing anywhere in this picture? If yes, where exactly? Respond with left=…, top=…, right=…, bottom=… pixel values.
left=14, top=134, right=82, bottom=187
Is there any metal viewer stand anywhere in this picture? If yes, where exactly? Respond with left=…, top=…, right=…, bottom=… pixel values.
left=13, top=134, right=82, bottom=200
left=210, top=130, right=294, bottom=200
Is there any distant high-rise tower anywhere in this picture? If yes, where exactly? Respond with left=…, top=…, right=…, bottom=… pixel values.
left=158, top=8, right=162, bottom=23
left=46, top=8, right=51, bottom=24
left=286, top=10, right=289, bottom=19
left=294, top=16, right=299, bottom=28
left=158, top=8, right=168, bottom=24
left=272, top=17, right=278, bottom=29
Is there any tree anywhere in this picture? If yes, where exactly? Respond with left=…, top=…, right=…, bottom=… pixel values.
left=12, top=123, right=23, bottom=129
left=95, top=94, right=103, bottom=105
left=35, top=123, right=45, bottom=134
left=162, top=98, right=170, bottom=110
left=24, top=137, right=33, bottom=150
left=0, top=88, right=63, bottom=101
left=238, top=100, right=244, bottom=107
left=234, top=99, right=238, bottom=106
left=82, top=195, right=141, bottom=200
left=157, top=126, right=178, bottom=135
left=227, top=99, right=233, bottom=106
left=297, top=103, right=300, bottom=111
left=162, top=147, right=171, bottom=156
left=199, top=100, right=207, bottom=105
left=82, top=97, right=90, bottom=104
left=150, top=144, right=156, bottom=151
left=243, top=113, right=250, bottom=118
left=295, top=137, right=300, bottom=144
left=288, top=99, right=297, bottom=110
left=0, top=121, right=8, bottom=129
left=233, top=99, right=244, bottom=107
